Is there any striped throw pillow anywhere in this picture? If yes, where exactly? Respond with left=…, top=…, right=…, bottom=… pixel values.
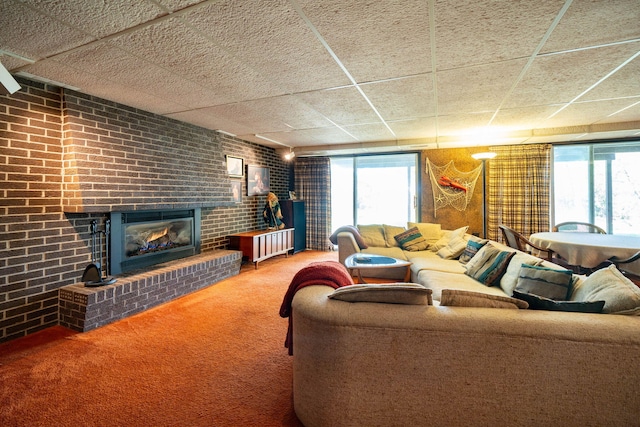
left=514, top=264, right=574, bottom=301
left=394, top=227, right=429, bottom=251
left=464, top=244, right=515, bottom=287
left=459, top=238, right=488, bottom=264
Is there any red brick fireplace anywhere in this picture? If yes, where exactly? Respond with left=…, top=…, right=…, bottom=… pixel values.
left=0, top=78, right=289, bottom=342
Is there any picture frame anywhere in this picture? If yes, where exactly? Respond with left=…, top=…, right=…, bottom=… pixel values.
left=247, top=165, right=270, bottom=196
left=230, top=180, right=242, bottom=203
left=226, top=155, right=244, bottom=178
left=289, top=191, right=297, bottom=200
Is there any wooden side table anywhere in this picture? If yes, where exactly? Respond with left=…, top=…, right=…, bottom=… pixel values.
left=228, top=228, right=294, bottom=269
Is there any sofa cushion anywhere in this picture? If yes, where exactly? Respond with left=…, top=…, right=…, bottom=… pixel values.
left=394, top=227, right=429, bottom=251
left=570, top=264, right=640, bottom=314
left=464, top=244, right=515, bottom=287
left=429, top=226, right=468, bottom=252
left=440, top=289, right=528, bottom=309
left=384, top=224, right=406, bottom=248
left=362, top=246, right=407, bottom=260
left=409, top=253, right=467, bottom=274
left=357, top=224, right=387, bottom=247
left=499, top=252, right=544, bottom=296
left=418, top=269, right=509, bottom=301
left=459, top=238, right=488, bottom=264
left=407, top=222, right=442, bottom=245
left=514, top=264, right=573, bottom=300
left=328, top=283, right=433, bottom=305
left=437, top=236, right=468, bottom=259
left=512, top=290, right=605, bottom=313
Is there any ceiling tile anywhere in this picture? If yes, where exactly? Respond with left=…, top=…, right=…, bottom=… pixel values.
left=0, top=0, right=94, bottom=60
left=434, top=0, right=566, bottom=70
left=437, top=59, right=526, bottom=115
left=540, top=98, right=640, bottom=128
left=490, top=105, right=561, bottom=131
left=542, top=0, right=640, bottom=53
left=581, top=51, right=640, bottom=101
left=341, top=123, right=395, bottom=142
left=360, top=75, right=435, bottom=121
left=20, top=0, right=166, bottom=39
left=595, top=99, right=640, bottom=124
left=297, top=0, right=431, bottom=82
left=182, top=0, right=351, bottom=93
left=437, top=112, right=494, bottom=139
left=295, top=86, right=381, bottom=126
left=504, top=43, right=640, bottom=109
left=109, top=17, right=283, bottom=104
left=388, top=118, right=437, bottom=140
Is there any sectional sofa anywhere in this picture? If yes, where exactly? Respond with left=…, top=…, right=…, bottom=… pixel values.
left=290, top=223, right=640, bottom=426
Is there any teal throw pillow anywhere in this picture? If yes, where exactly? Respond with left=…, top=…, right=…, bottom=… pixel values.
left=464, top=244, right=515, bottom=287
left=459, top=238, right=488, bottom=264
left=512, top=290, right=605, bottom=313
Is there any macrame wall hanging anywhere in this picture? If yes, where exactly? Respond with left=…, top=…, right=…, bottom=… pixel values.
left=426, top=158, right=482, bottom=217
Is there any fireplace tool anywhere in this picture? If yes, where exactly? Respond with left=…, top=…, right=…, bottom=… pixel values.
left=81, top=219, right=117, bottom=287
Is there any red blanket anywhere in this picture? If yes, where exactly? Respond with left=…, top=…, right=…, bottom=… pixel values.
left=279, top=261, right=354, bottom=355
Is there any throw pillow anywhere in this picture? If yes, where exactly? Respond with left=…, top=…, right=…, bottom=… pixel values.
left=437, top=236, right=468, bottom=259
left=357, top=224, right=387, bottom=247
left=440, top=289, right=528, bottom=309
left=328, top=283, right=433, bottom=305
left=514, top=264, right=573, bottom=301
left=394, top=227, right=430, bottom=251
left=407, top=222, right=442, bottom=245
left=512, top=290, right=605, bottom=313
left=570, top=265, right=640, bottom=314
left=499, top=252, right=543, bottom=296
left=464, top=244, right=515, bottom=287
left=430, top=226, right=469, bottom=252
left=459, top=238, right=488, bottom=264
left=383, top=224, right=406, bottom=248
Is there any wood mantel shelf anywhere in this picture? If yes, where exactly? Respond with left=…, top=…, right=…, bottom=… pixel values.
left=228, top=228, right=294, bottom=268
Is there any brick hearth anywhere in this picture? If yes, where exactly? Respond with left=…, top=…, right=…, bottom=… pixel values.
left=58, top=250, right=242, bottom=332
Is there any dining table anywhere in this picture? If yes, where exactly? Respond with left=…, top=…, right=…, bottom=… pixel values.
left=529, top=232, right=640, bottom=271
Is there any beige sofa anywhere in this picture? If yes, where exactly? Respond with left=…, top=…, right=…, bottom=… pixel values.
left=291, top=224, right=640, bottom=426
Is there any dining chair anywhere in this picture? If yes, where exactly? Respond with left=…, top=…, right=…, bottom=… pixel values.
left=552, top=221, right=606, bottom=234
left=608, top=251, right=640, bottom=286
left=498, top=225, right=554, bottom=262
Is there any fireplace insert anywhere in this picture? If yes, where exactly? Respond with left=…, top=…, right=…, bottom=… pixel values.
left=110, top=209, right=201, bottom=275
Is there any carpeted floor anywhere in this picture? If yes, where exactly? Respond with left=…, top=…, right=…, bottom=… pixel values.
left=0, top=250, right=339, bottom=427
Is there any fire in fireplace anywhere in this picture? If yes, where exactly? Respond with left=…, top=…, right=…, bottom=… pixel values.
left=109, top=209, right=201, bottom=275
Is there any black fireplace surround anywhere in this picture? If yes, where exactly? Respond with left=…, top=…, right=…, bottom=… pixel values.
left=109, top=209, right=201, bottom=275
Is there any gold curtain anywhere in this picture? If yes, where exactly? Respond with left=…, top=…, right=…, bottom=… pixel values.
left=487, top=144, right=552, bottom=241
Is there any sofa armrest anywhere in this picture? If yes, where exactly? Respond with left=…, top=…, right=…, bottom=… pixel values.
left=336, top=232, right=360, bottom=265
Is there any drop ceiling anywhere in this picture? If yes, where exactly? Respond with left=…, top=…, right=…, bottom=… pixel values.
left=1, top=0, right=639, bottom=156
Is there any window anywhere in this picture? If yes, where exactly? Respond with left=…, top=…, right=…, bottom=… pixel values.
left=330, top=154, right=418, bottom=231
left=553, top=142, right=640, bottom=235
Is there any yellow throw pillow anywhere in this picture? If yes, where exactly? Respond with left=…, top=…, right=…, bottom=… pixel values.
left=407, top=222, right=442, bottom=245
left=357, top=224, right=387, bottom=247
left=383, top=224, right=406, bottom=247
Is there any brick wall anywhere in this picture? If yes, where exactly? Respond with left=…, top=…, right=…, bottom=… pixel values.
left=0, top=78, right=289, bottom=343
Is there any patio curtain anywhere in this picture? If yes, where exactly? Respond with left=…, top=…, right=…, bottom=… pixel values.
left=294, top=157, right=332, bottom=251
left=487, top=144, right=552, bottom=241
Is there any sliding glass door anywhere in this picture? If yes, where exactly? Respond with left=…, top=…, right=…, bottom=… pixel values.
left=330, top=153, right=418, bottom=231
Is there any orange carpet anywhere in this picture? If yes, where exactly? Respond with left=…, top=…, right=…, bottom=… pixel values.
left=0, top=250, right=338, bottom=427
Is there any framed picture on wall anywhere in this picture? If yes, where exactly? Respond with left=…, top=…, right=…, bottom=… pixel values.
left=247, top=165, right=270, bottom=196
left=226, top=155, right=244, bottom=178
left=230, top=180, right=242, bottom=203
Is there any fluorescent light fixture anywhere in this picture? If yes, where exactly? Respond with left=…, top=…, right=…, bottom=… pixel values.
left=471, top=152, right=497, bottom=160
left=0, top=61, right=21, bottom=95
left=255, top=134, right=289, bottom=147
left=14, top=71, right=80, bottom=91
left=216, top=129, right=236, bottom=137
